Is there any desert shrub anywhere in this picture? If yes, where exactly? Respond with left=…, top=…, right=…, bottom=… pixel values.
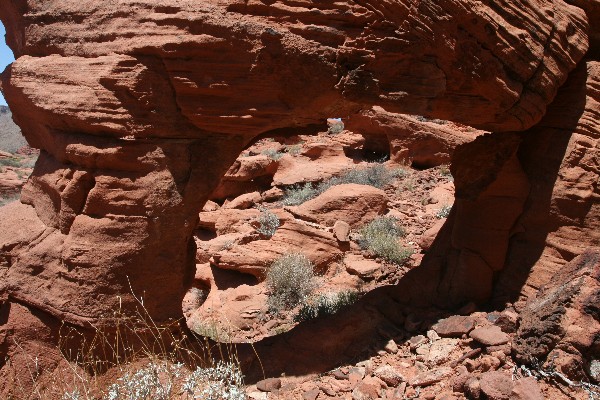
left=192, top=319, right=231, bottom=342
left=0, top=193, right=19, bottom=207
left=104, top=360, right=246, bottom=400
left=282, top=183, right=319, bottom=206
left=282, top=163, right=396, bottom=206
left=294, top=290, right=360, bottom=323
left=261, top=148, right=284, bottom=161
left=266, top=253, right=316, bottom=312
left=255, top=206, right=280, bottom=238
left=181, top=361, right=246, bottom=400
left=415, top=115, right=447, bottom=125
left=326, top=163, right=395, bottom=189
left=435, top=205, right=452, bottom=219
left=358, top=216, right=412, bottom=265
left=285, top=144, right=302, bottom=156
left=0, top=157, right=22, bottom=168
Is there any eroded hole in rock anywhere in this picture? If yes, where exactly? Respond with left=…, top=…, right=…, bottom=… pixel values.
left=185, top=124, right=461, bottom=345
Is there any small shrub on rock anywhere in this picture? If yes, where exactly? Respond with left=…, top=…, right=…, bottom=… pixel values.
left=282, top=183, right=319, bottom=206
left=282, top=163, right=396, bottom=206
left=255, top=206, right=280, bottom=238
left=294, top=290, right=360, bottom=322
left=261, top=148, right=284, bottom=161
left=358, top=216, right=413, bottom=265
left=266, top=253, right=316, bottom=312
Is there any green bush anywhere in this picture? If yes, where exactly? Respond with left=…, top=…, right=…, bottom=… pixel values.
left=255, top=206, right=280, bottom=238
left=294, top=290, right=360, bottom=322
left=282, top=163, right=396, bottom=206
left=358, top=216, right=413, bottom=265
left=266, top=253, right=316, bottom=312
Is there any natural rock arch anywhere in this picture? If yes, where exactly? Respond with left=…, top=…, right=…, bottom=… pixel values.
left=0, top=0, right=590, bottom=330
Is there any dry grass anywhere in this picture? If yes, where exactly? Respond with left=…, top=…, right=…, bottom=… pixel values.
left=4, top=285, right=249, bottom=399
left=266, top=253, right=317, bottom=312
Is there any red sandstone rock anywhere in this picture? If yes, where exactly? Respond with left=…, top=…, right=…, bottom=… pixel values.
left=211, top=219, right=343, bottom=278
left=333, top=220, right=351, bottom=242
left=286, top=184, right=388, bottom=228
left=479, top=371, right=513, bottom=400
left=469, top=326, right=510, bottom=346
left=513, top=249, right=600, bottom=381
left=0, top=0, right=596, bottom=393
left=432, top=315, right=476, bottom=338
left=345, top=254, right=381, bottom=279
left=347, top=107, right=482, bottom=167
left=510, top=377, right=544, bottom=400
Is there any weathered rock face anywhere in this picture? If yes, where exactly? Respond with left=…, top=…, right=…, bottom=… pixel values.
left=0, top=1, right=594, bottom=384
left=387, top=60, right=600, bottom=311
left=346, top=107, right=482, bottom=168
left=494, top=60, right=600, bottom=305
left=513, top=249, right=600, bottom=380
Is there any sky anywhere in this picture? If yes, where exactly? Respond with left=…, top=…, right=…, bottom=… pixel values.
left=0, top=22, right=15, bottom=106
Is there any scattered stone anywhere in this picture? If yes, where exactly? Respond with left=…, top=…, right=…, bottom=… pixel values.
left=479, top=355, right=502, bottom=371
left=469, top=325, right=510, bottom=346
left=490, top=310, right=519, bottom=333
left=349, top=366, right=367, bottom=383
left=374, top=365, right=405, bottom=387
left=464, top=377, right=481, bottom=399
left=433, top=315, right=476, bottom=337
left=286, top=183, right=388, bottom=228
left=261, top=187, right=284, bottom=201
left=302, top=388, right=320, bottom=400
left=333, top=220, right=351, bottom=242
left=256, top=377, right=282, bottom=392
left=202, top=200, right=220, bottom=212
left=409, top=335, right=428, bottom=350
left=426, top=338, right=459, bottom=366
left=426, top=329, right=440, bottom=342
left=223, top=191, right=262, bottom=209
left=345, top=254, right=381, bottom=278
left=479, top=371, right=513, bottom=400
left=486, top=343, right=512, bottom=356
left=319, top=382, right=337, bottom=397
left=450, top=366, right=470, bottom=392
left=352, top=377, right=382, bottom=400
left=248, top=392, right=268, bottom=400
left=333, top=369, right=349, bottom=380
left=450, top=347, right=482, bottom=368
left=384, top=339, right=399, bottom=354
left=510, top=377, right=544, bottom=400
left=410, top=367, right=453, bottom=387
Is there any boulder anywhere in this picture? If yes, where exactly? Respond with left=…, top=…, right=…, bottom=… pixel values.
left=432, top=315, right=476, bottom=338
left=286, top=184, right=388, bottom=228
left=211, top=220, right=343, bottom=278
left=469, top=326, right=510, bottom=346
